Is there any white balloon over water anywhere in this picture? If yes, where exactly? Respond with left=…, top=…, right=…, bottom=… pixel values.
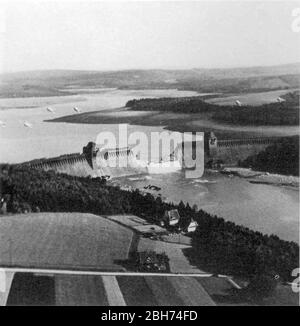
left=46, top=107, right=54, bottom=113
left=235, top=100, right=242, bottom=107
left=73, top=107, right=81, bottom=113
left=23, top=121, right=33, bottom=128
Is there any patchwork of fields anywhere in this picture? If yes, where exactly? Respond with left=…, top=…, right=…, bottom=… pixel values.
left=3, top=272, right=298, bottom=306
left=4, top=272, right=223, bottom=306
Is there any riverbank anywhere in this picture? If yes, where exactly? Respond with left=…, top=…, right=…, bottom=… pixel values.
left=221, top=167, right=299, bottom=188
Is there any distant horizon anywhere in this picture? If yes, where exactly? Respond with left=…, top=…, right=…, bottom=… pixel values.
left=2, top=61, right=300, bottom=75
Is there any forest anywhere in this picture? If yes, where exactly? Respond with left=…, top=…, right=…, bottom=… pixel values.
left=212, top=101, right=299, bottom=126
left=126, top=96, right=218, bottom=113
left=0, top=165, right=298, bottom=281
left=240, top=136, right=299, bottom=176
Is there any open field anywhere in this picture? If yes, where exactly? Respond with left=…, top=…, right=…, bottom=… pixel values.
left=0, top=213, right=134, bottom=271
left=206, top=88, right=299, bottom=106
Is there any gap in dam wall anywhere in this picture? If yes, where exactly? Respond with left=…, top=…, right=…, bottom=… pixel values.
left=210, top=143, right=271, bottom=165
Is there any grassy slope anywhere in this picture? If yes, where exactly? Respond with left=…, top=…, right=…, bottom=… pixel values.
left=0, top=212, right=133, bottom=270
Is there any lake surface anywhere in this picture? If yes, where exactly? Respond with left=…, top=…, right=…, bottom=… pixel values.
left=116, top=172, right=299, bottom=243
left=0, top=89, right=298, bottom=243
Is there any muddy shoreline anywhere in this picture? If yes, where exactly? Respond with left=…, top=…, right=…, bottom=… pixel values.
left=221, top=167, right=299, bottom=189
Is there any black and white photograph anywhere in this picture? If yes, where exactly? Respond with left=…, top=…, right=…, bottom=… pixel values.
left=0, top=0, right=299, bottom=309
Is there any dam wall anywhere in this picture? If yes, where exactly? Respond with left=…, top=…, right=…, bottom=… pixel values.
left=20, top=153, right=100, bottom=178
left=206, top=133, right=284, bottom=166
left=19, top=135, right=289, bottom=178
left=20, top=144, right=147, bottom=178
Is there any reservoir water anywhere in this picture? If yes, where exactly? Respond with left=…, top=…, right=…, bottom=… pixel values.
left=0, top=89, right=298, bottom=243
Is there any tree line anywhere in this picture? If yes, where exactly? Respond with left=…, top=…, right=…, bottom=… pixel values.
left=240, top=136, right=299, bottom=176
left=126, top=96, right=218, bottom=113
left=212, top=103, right=299, bottom=126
